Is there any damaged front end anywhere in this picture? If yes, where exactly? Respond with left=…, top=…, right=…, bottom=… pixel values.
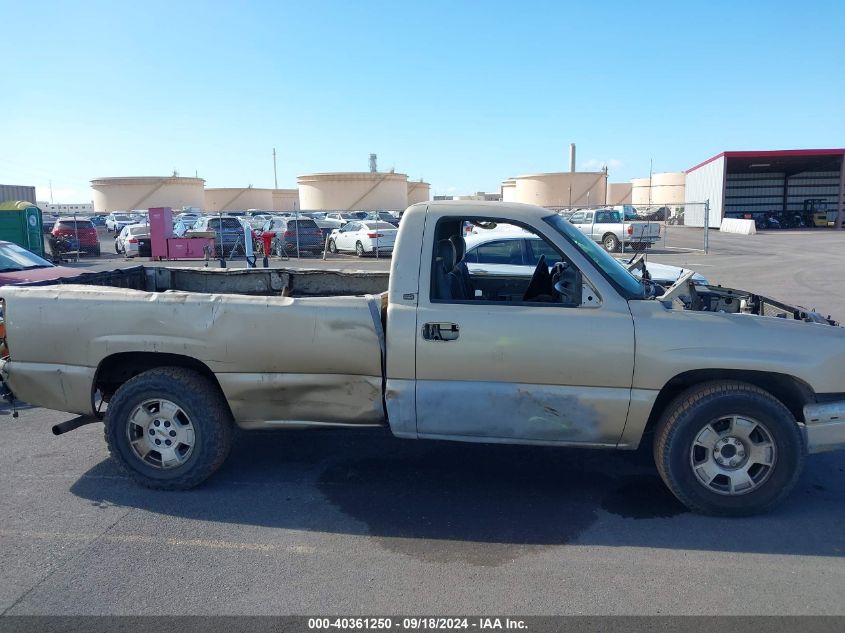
left=656, top=271, right=839, bottom=326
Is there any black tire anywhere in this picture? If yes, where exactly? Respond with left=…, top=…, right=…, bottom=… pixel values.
left=114, top=241, right=121, bottom=254
left=105, top=367, right=233, bottom=490
left=328, top=239, right=338, bottom=254
left=355, top=241, right=365, bottom=257
left=93, top=246, right=101, bottom=257
left=653, top=381, right=805, bottom=516
left=602, top=233, right=620, bottom=252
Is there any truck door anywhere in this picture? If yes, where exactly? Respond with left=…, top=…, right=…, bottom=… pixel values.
left=413, top=215, right=636, bottom=446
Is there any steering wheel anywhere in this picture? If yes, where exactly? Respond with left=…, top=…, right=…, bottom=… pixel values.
left=522, top=255, right=553, bottom=302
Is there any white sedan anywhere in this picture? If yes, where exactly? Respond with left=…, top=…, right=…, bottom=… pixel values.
left=328, top=221, right=398, bottom=257
left=463, top=229, right=708, bottom=286
left=114, top=223, right=150, bottom=257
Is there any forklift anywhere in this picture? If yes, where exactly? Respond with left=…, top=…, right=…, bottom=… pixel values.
left=803, top=199, right=829, bottom=227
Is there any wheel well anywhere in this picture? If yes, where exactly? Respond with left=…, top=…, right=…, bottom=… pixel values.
left=602, top=232, right=616, bottom=242
left=95, top=352, right=224, bottom=403
left=642, top=369, right=816, bottom=441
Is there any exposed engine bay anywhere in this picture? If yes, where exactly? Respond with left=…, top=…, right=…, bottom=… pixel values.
left=654, top=270, right=839, bottom=326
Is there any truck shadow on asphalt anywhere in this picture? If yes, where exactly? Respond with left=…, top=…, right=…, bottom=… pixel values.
left=70, top=427, right=845, bottom=563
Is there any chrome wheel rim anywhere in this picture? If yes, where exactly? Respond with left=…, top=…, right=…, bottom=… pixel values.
left=126, top=399, right=195, bottom=470
left=689, top=415, right=776, bottom=496
left=604, top=237, right=616, bottom=250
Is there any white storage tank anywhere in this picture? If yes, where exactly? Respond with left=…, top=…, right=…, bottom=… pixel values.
left=606, top=182, right=633, bottom=205
left=297, top=172, right=409, bottom=211
left=503, top=172, right=608, bottom=207
left=650, top=172, right=686, bottom=205
left=501, top=179, right=517, bottom=202
left=407, top=180, right=431, bottom=205
left=631, top=173, right=686, bottom=206
left=91, top=176, right=205, bottom=213
left=630, top=177, right=652, bottom=206
left=272, top=189, right=300, bottom=211
left=205, top=187, right=274, bottom=212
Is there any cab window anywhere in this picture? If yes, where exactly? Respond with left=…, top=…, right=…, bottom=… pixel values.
left=471, top=240, right=524, bottom=265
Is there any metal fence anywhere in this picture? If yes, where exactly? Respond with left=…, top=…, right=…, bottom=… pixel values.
left=545, top=202, right=711, bottom=255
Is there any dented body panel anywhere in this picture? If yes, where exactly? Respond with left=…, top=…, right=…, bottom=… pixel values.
left=0, top=201, right=843, bottom=457
left=1, top=283, right=385, bottom=428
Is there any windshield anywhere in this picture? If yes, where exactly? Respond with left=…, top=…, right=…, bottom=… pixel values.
left=113, top=214, right=132, bottom=221
left=543, top=214, right=644, bottom=298
left=0, top=242, right=54, bottom=271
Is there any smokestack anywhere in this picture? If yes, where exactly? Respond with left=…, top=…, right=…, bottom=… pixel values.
left=369, top=154, right=377, bottom=173
left=569, top=144, right=576, bottom=173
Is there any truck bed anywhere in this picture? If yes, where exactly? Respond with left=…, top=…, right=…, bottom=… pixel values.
left=1, top=266, right=390, bottom=429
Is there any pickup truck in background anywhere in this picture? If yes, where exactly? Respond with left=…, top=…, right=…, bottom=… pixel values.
left=568, top=208, right=660, bottom=252
left=1, top=200, right=844, bottom=516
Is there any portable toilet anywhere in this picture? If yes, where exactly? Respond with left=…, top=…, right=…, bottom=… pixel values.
left=0, top=201, right=45, bottom=256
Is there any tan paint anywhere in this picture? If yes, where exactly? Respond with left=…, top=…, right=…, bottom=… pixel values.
left=2, top=200, right=844, bottom=451
left=631, top=172, right=685, bottom=206
left=271, top=188, right=300, bottom=211
left=205, top=187, right=274, bottom=212
left=1, top=286, right=383, bottom=426
left=501, top=172, right=608, bottom=207
left=407, top=181, right=431, bottom=205
left=90, top=176, right=206, bottom=213
left=297, top=172, right=409, bottom=211
left=606, top=182, right=633, bottom=205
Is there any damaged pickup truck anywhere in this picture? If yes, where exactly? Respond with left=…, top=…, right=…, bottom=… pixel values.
left=1, top=201, right=844, bottom=516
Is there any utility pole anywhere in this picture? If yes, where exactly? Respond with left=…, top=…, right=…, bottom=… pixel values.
left=273, top=148, right=278, bottom=189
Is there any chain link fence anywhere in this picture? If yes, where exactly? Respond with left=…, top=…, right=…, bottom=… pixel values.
left=544, top=202, right=710, bottom=255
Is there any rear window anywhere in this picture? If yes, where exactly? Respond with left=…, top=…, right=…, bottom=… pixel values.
left=288, top=219, right=319, bottom=229
left=56, top=220, right=95, bottom=229
left=129, top=226, right=148, bottom=235
left=207, top=218, right=244, bottom=230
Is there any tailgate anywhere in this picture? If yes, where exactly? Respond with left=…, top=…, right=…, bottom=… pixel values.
left=629, top=222, right=660, bottom=239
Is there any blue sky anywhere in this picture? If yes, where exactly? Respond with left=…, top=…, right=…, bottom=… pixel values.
left=3, top=0, right=844, bottom=202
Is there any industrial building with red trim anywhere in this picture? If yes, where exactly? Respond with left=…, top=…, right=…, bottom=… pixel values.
left=683, top=149, right=845, bottom=229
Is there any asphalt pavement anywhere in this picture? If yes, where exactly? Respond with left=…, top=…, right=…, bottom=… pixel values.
left=3, top=226, right=843, bottom=616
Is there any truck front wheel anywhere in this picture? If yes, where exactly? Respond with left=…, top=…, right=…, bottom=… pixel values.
left=653, top=381, right=805, bottom=516
left=602, top=234, right=620, bottom=252
left=105, top=367, right=233, bottom=490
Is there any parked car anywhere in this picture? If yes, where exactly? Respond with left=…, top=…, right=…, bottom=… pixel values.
left=462, top=229, right=708, bottom=287
left=261, top=217, right=323, bottom=256
left=364, top=211, right=400, bottom=226
left=0, top=241, right=78, bottom=285
left=568, top=208, right=660, bottom=252
left=323, top=212, right=368, bottom=228
left=41, top=214, right=61, bottom=234
left=2, top=201, right=843, bottom=518
left=328, top=220, right=398, bottom=257
left=51, top=217, right=100, bottom=256
left=105, top=213, right=135, bottom=233
left=89, top=215, right=108, bottom=227
left=174, top=213, right=200, bottom=229
left=114, top=223, right=150, bottom=257
left=193, top=216, right=248, bottom=256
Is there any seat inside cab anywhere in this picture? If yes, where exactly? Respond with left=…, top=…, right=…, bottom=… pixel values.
left=430, top=218, right=587, bottom=307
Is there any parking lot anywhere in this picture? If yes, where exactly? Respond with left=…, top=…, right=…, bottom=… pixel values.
left=2, top=227, right=844, bottom=615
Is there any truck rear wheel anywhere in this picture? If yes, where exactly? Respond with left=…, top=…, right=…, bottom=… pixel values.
left=653, top=381, right=805, bottom=516
left=602, top=233, right=620, bottom=252
left=105, top=367, right=233, bottom=490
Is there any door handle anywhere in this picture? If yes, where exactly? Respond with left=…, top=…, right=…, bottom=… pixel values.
left=422, top=322, right=460, bottom=341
